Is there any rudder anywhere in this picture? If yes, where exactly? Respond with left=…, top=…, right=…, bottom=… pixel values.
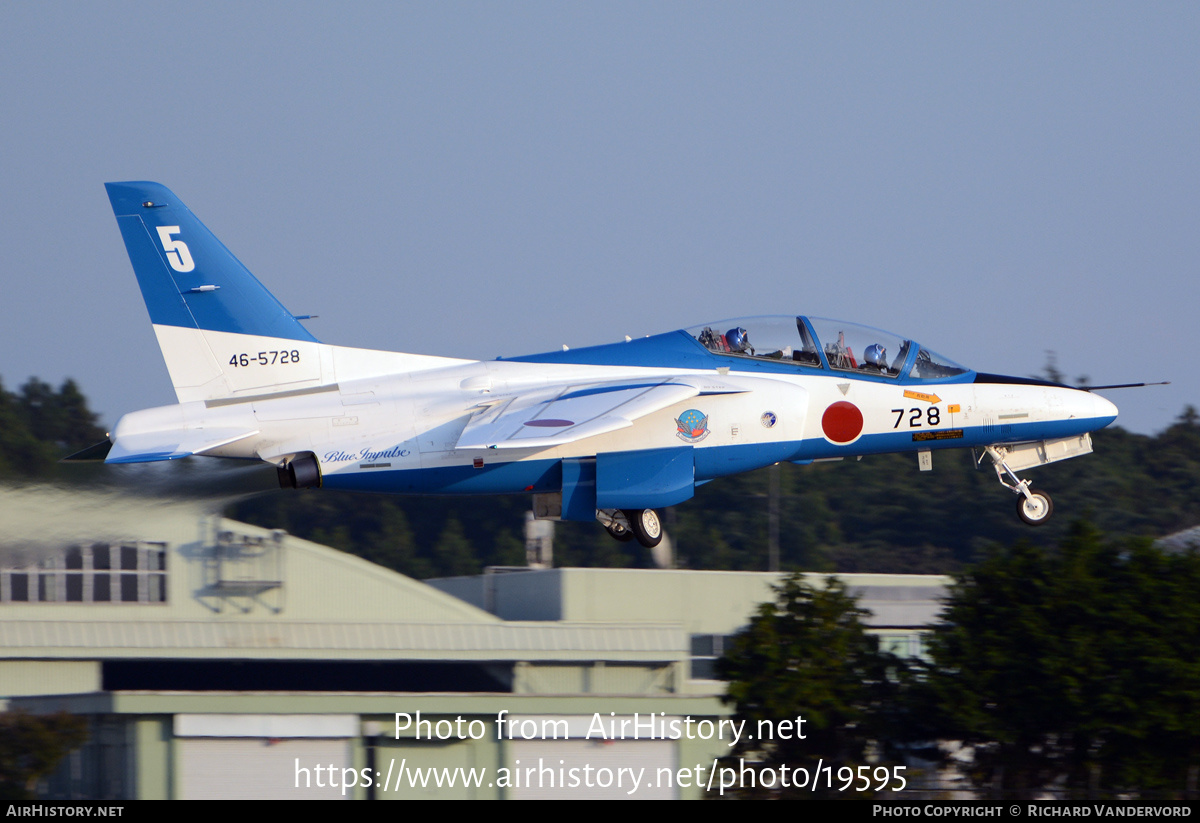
left=106, top=182, right=324, bottom=402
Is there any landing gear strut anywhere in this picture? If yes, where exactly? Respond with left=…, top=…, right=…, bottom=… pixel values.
left=597, top=509, right=663, bottom=548
left=603, top=515, right=634, bottom=542
left=981, top=445, right=1054, bottom=526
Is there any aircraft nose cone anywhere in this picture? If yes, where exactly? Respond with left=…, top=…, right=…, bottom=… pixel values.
left=1092, top=392, right=1119, bottom=426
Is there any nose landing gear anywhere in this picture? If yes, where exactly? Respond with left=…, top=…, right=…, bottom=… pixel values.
left=981, top=445, right=1054, bottom=526
left=597, top=508, right=663, bottom=547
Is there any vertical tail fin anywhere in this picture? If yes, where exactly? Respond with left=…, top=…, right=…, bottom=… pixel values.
left=106, top=182, right=324, bottom=402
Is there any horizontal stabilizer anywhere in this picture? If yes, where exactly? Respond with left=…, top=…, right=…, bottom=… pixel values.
left=106, top=428, right=260, bottom=464
left=456, top=378, right=744, bottom=450
left=61, top=440, right=115, bottom=462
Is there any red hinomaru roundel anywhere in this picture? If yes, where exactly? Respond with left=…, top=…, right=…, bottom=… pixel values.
left=821, top=401, right=863, bottom=444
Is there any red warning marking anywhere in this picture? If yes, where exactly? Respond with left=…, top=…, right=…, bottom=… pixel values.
left=821, top=401, right=864, bottom=444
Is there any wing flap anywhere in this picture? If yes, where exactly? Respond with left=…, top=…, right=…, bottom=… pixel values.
left=455, top=378, right=743, bottom=451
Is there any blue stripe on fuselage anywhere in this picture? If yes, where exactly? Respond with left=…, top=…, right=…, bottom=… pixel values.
left=320, top=414, right=1115, bottom=496
left=503, top=331, right=716, bottom=369
left=503, top=330, right=980, bottom=387
left=788, top=414, right=1114, bottom=463
left=323, top=458, right=564, bottom=495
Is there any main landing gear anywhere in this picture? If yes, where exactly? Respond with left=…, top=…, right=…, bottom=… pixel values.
left=981, top=445, right=1054, bottom=526
left=598, top=509, right=663, bottom=548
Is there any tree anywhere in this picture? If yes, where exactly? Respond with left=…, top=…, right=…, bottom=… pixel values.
left=0, top=377, right=52, bottom=476
left=1041, top=351, right=1066, bottom=384
left=917, top=524, right=1200, bottom=799
left=714, top=574, right=904, bottom=797
left=432, top=517, right=478, bottom=577
left=0, top=711, right=88, bottom=799
left=16, top=378, right=106, bottom=454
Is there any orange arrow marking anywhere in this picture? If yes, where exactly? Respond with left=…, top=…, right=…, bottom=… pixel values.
left=903, top=390, right=942, bottom=404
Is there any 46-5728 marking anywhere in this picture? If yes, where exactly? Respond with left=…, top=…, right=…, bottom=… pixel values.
left=229, top=350, right=301, bottom=367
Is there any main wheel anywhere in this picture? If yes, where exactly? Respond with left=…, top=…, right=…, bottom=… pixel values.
left=624, top=508, right=663, bottom=548
left=1016, top=489, right=1053, bottom=526
left=605, top=519, right=635, bottom=542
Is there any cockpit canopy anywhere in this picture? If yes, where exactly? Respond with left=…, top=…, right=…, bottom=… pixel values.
left=686, top=316, right=969, bottom=381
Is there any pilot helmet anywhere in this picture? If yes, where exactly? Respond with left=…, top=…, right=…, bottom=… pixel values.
left=726, top=327, right=750, bottom=353
left=864, top=343, right=887, bottom=369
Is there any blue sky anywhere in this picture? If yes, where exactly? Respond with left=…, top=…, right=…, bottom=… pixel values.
left=0, top=2, right=1195, bottom=435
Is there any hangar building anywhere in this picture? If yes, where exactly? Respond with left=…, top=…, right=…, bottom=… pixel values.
left=2, top=508, right=946, bottom=799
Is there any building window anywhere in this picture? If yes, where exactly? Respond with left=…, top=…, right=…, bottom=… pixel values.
left=876, top=633, right=926, bottom=660
left=689, top=634, right=737, bottom=680
left=0, top=542, right=167, bottom=604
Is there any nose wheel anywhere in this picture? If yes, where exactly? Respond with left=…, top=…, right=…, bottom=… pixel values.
left=982, top=445, right=1055, bottom=526
left=597, top=509, right=663, bottom=547
left=1016, top=489, right=1053, bottom=525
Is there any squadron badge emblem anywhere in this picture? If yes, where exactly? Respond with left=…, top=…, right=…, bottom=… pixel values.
left=675, top=409, right=710, bottom=442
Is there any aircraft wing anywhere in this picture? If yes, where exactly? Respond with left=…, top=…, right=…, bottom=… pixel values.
left=456, top=377, right=745, bottom=450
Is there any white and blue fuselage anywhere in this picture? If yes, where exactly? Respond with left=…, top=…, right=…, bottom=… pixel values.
left=97, top=183, right=1117, bottom=538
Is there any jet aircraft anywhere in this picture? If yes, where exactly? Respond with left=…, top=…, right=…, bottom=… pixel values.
left=87, top=182, right=1121, bottom=548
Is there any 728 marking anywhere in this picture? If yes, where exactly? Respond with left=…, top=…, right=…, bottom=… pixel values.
left=892, top=406, right=940, bottom=428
